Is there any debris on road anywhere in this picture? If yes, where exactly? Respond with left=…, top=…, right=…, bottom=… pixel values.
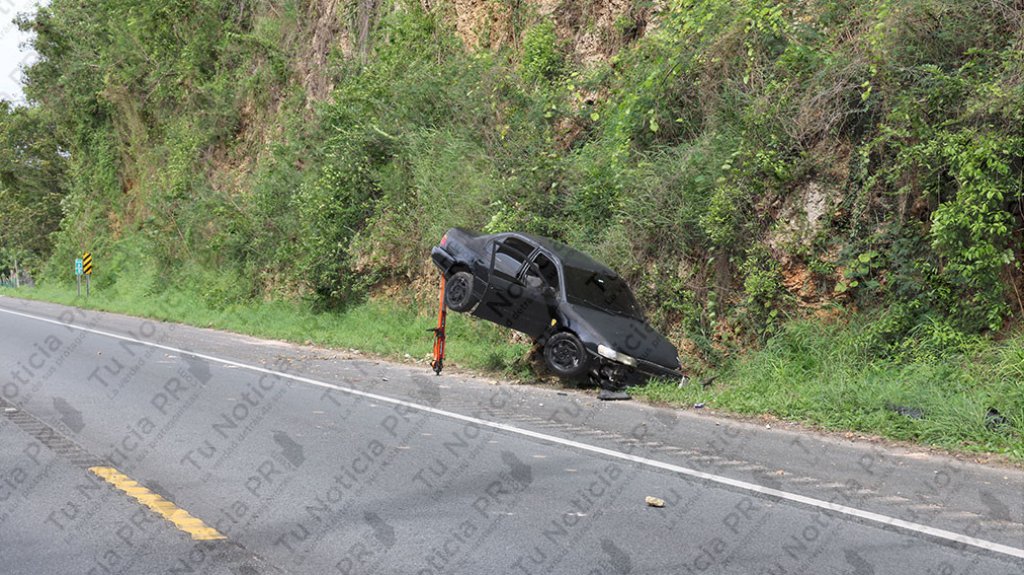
left=598, top=389, right=631, bottom=401
left=645, top=496, right=665, bottom=508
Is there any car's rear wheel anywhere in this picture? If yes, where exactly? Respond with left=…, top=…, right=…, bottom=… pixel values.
left=544, top=332, right=589, bottom=379
left=445, top=271, right=477, bottom=312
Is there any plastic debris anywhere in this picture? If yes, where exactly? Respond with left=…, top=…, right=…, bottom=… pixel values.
left=598, top=389, right=631, bottom=401
left=886, top=403, right=924, bottom=420
left=985, top=407, right=1009, bottom=431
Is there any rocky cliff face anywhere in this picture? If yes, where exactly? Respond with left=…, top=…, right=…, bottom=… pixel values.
left=293, top=1, right=649, bottom=105
left=425, top=0, right=655, bottom=63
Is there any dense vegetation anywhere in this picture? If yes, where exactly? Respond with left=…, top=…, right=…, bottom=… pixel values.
left=1, top=1, right=1021, bottom=456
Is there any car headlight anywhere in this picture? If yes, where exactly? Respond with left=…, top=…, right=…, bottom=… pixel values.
left=597, top=345, right=637, bottom=367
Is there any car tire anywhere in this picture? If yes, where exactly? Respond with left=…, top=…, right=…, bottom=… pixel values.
left=544, top=332, right=590, bottom=379
left=445, top=271, right=477, bottom=312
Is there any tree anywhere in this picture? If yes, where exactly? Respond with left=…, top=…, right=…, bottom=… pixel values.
left=0, top=101, right=68, bottom=278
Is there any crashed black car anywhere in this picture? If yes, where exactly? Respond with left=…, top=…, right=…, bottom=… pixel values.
left=431, top=228, right=683, bottom=395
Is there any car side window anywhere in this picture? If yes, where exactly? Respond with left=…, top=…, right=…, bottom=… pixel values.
left=492, top=238, right=534, bottom=281
left=526, top=253, right=560, bottom=291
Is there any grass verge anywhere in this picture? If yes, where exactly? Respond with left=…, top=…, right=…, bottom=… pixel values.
left=633, top=320, right=1024, bottom=462
left=0, top=283, right=532, bottom=379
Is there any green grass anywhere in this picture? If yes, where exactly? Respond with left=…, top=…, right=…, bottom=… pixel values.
left=0, top=283, right=533, bottom=378
left=633, top=320, right=1024, bottom=461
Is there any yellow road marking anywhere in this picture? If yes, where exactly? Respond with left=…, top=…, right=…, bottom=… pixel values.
left=89, top=467, right=226, bottom=541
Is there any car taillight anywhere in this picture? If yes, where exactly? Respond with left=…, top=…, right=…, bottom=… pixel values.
left=440, top=233, right=448, bottom=247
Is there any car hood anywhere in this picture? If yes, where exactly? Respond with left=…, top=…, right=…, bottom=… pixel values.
left=564, top=304, right=680, bottom=371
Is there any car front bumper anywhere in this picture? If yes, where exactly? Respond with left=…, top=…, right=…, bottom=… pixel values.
left=589, top=351, right=684, bottom=387
left=634, top=358, right=685, bottom=381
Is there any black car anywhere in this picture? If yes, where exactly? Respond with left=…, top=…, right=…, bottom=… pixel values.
left=431, top=228, right=683, bottom=394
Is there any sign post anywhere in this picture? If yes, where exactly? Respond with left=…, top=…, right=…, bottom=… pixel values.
left=75, top=258, right=83, bottom=296
left=82, top=252, right=92, bottom=296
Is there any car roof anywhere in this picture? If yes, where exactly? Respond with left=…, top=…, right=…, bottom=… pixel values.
left=499, top=232, right=614, bottom=274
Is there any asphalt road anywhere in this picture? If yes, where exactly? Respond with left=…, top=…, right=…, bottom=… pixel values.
left=0, top=296, right=1021, bottom=575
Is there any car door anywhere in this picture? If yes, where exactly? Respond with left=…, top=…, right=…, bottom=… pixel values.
left=474, top=237, right=551, bottom=337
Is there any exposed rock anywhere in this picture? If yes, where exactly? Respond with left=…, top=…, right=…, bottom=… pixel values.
left=443, top=0, right=654, bottom=64
left=447, top=0, right=517, bottom=50
left=299, top=0, right=352, bottom=103
left=555, top=0, right=650, bottom=66
left=768, top=181, right=833, bottom=254
left=765, top=182, right=838, bottom=303
left=781, top=262, right=816, bottom=300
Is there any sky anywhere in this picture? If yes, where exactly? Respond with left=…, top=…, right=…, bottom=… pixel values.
left=0, top=0, right=44, bottom=104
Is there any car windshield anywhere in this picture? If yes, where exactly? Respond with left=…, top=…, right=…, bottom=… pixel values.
left=563, top=266, right=644, bottom=319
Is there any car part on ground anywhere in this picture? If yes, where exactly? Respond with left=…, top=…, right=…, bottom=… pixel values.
left=431, top=228, right=685, bottom=398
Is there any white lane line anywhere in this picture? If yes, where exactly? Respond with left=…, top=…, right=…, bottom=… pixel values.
left=3, top=305, right=1023, bottom=561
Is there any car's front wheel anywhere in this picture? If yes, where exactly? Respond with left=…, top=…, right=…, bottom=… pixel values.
left=445, top=271, right=477, bottom=312
left=544, top=332, right=590, bottom=379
